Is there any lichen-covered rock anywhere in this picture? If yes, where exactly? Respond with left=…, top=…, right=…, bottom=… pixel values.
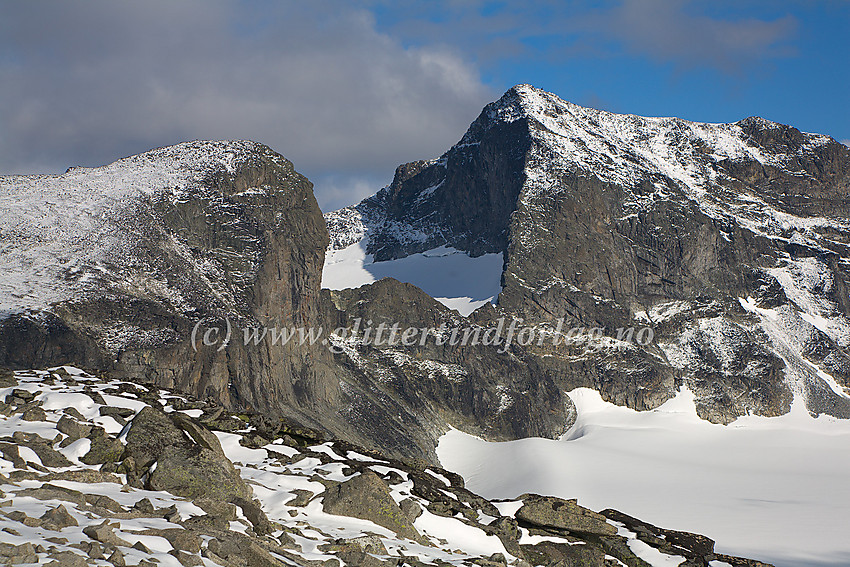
left=40, top=505, right=78, bottom=529
left=515, top=494, right=617, bottom=536
left=124, top=407, right=187, bottom=468
left=122, top=406, right=252, bottom=502
left=322, top=470, right=420, bottom=541
left=81, top=428, right=124, bottom=465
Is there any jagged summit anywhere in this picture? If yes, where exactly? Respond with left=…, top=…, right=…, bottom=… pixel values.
left=326, top=84, right=845, bottom=265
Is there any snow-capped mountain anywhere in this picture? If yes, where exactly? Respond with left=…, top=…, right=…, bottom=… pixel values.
left=3, top=85, right=850, bottom=567
left=324, top=84, right=850, bottom=424
left=1, top=140, right=286, bottom=316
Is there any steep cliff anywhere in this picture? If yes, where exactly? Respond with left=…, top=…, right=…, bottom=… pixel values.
left=1, top=141, right=334, bottom=416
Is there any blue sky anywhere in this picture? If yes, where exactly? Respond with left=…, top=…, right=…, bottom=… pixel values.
left=1, top=1, right=847, bottom=211
left=372, top=1, right=848, bottom=140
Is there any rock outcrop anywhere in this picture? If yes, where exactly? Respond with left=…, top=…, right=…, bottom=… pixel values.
left=0, top=141, right=461, bottom=461
left=0, top=141, right=338, bottom=424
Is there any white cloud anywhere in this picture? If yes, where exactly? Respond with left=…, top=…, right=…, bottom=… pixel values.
left=842, top=139, right=850, bottom=148
left=0, top=1, right=494, bottom=210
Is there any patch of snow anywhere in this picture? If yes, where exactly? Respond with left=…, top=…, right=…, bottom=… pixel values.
left=322, top=243, right=503, bottom=316
left=413, top=508, right=510, bottom=558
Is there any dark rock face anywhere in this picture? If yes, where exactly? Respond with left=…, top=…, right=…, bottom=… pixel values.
left=327, top=84, right=850, bottom=424
left=363, top=117, right=531, bottom=261
left=323, top=279, right=573, bottom=456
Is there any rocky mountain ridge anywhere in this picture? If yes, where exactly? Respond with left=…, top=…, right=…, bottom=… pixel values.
left=325, top=84, right=850, bottom=424
left=0, top=139, right=570, bottom=462
left=3, top=85, right=850, bottom=462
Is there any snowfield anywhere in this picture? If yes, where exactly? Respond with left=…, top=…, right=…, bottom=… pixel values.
left=438, top=387, right=850, bottom=567
left=322, top=242, right=503, bottom=316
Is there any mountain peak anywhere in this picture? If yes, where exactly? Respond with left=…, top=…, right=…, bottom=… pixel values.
left=486, top=83, right=578, bottom=124
left=324, top=83, right=850, bottom=427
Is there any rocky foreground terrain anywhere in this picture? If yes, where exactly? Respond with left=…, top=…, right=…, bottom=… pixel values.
left=0, top=366, right=768, bottom=567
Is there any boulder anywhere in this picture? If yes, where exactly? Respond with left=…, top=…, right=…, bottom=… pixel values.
left=520, top=540, right=607, bottom=567
left=99, top=406, right=136, bottom=419
left=63, top=407, right=86, bottom=421
left=107, top=548, right=126, bottom=567
left=16, top=483, right=86, bottom=506
left=21, top=406, right=46, bottom=421
left=57, top=415, right=92, bottom=440
left=515, top=494, right=616, bottom=536
left=83, top=521, right=130, bottom=547
left=0, top=542, right=38, bottom=565
left=0, top=368, right=16, bottom=387
left=232, top=496, right=274, bottom=535
left=122, top=405, right=252, bottom=502
left=195, top=498, right=238, bottom=522
left=124, top=406, right=186, bottom=468
left=81, top=428, right=124, bottom=465
left=151, top=528, right=202, bottom=553
left=322, top=470, right=420, bottom=541
left=147, top=443, right=252, bottom=502
left=11, top=430, right=72, bottom=467
left=40, top=504, right=78, bottom=529
left=44, top=551, right=89, bottom=567
left=169, top=549, right=204, bottom=567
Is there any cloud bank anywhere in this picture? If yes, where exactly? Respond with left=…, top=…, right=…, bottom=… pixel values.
left=0, top=1, right=493, bottom=209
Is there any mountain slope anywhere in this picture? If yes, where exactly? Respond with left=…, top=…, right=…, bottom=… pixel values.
left=325, top=84, right=850, bottom=423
